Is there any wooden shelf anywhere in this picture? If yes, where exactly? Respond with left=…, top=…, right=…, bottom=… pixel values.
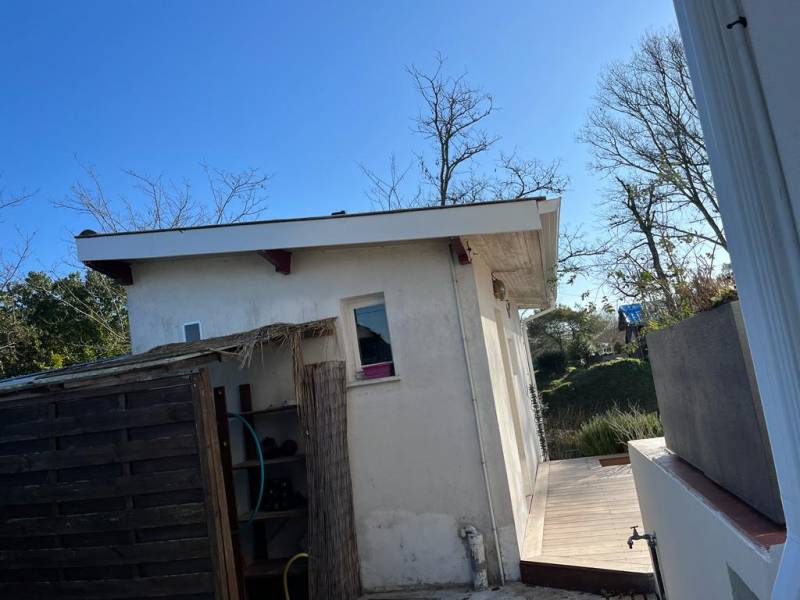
left=236, top=404, right=297, bottom=417
left=245, top=557, right=308, bottom=579
left=238, top=508, right=307, bottom=522
left=232, top=455, right=305, bottom=469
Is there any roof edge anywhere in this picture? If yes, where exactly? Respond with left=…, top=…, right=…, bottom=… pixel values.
left=75, top=196, right=548, bottom=240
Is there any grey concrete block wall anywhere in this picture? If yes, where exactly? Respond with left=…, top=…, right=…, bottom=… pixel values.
left=647, top=301, right=784, bottom=524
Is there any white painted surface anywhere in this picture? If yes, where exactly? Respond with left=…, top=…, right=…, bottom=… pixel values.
left=630, top=439, right=783, bottom=599
left=737, top=0, right=800, bottom=222
left=672, top=2, right=800, bottom=597
left=76, top=198, right=551, bottom=261
left=453, top=253, right=543, bottom=580
left=125, top=239, right=541, bottom=589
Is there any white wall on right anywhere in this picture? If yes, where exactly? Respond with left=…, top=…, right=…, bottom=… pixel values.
left=738, top=0, right=800, bottom=210
left=630, top=438, right=783, bottom=600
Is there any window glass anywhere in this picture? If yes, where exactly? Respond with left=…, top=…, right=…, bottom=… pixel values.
left=184, top=322, right=202, bottom=342
left=354, top=303, right=393, bottom=366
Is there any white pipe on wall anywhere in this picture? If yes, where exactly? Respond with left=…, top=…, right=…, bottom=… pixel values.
left=448, top=247, right=506, bottom=585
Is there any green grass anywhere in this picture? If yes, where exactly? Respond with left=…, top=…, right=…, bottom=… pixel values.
left=541, top=358, right=657, bottom=423
left=576, top=407, right=663, bottom=456
left=538, top=358, right=661, bottom=459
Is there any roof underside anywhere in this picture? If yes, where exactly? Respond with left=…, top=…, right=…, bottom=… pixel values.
left=466, top=201, right=559, bottom=308
left=469, top=230, right=549, bottom=307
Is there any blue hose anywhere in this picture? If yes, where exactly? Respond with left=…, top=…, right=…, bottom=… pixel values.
left=228, top=412, right=265, bottom=533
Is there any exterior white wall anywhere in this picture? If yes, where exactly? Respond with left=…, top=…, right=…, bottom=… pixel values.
left=630, top=439, right=783, bottom=600
left=125, top=241, right=535, bottom=590
left=451, top=254, right=542, bottom=580
left=671, top=3, right=800, bottom=596
left=737, top=0, right=800, bottom=212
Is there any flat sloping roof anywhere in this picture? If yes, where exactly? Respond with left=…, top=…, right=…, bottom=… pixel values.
left=76, top=197, right=558, bottom=262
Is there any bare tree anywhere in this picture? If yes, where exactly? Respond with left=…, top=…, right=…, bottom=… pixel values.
left=202, top=162, right=271, bottom=224
left=409, top=53, right=498, bottom=206
left=557, top=226, right=609, bottom=286
left=359, top=154, right=417, bottom=210
left=362, top=55, right=568, bottom=208
left=493, top=152, right=568, bottom=200
left=58, top=160, right=270, bottom=233
left=579, top=31, right=725, bottom=250
left=609, top=179, right=678, bottom=307
left=0, top=180, right=35, bottom=291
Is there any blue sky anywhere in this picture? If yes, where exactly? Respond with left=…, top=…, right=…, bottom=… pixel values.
left=0, top=1, right=678, bottom=305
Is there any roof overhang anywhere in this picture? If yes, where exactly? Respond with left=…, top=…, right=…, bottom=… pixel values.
left=76, top=198, right=550, bottom=262
left=75, top=197, right=560, bottom=308
left=464, top=198, right=559, bottom=309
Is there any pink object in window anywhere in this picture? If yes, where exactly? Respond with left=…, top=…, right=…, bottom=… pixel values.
left=361, top=362, right=395, bottom=379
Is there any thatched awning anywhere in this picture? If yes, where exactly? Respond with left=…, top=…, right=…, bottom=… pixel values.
left=0, top=318, right=337, bottom=398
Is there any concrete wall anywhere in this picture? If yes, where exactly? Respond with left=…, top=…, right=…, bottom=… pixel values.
left=647, top=302, right=783, bottom=524
left=125, top=240, right=536, bottom=590
left=630, top=439, right=783, bottom=600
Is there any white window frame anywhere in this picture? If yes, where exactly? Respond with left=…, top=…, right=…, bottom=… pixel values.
left=183, top=321, right=203, bottom=342
left=341, top=292, right=398, bottom=384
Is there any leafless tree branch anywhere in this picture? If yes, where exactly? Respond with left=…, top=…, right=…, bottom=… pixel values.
left=56, top=159, right=271, bottom=233
left=359, top=154, right=417, bottom=210
left=578, top=30, right=725, bottom=250
left=407, top=53, right=499, bottom=205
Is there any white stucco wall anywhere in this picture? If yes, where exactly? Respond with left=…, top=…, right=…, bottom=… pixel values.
left=447, top=253, right=542, bottom=581
left=125, top=240, right=535, bottom=589
left=630, top=438, right=783, bottom=600
left=470, top=256, right=540, bottom=564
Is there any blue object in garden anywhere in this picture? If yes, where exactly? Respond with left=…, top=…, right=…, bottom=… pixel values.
left=618, top=303, right=643, bottom=326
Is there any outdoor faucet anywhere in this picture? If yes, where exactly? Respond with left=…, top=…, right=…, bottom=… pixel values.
left=627, top=525, right=655, bottom=549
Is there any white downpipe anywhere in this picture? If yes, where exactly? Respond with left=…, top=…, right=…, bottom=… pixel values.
left=448, top=247, right=506, bottom=586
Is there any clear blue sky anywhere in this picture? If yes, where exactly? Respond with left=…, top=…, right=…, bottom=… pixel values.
left=0, top=1, right=678, bottom=305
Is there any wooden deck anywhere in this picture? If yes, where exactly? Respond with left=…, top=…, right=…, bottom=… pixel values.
left=520, top=455, right=654, bottom=594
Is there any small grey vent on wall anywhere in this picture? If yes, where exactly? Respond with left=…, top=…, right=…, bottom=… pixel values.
left=183, top=322, right=202, bottom=342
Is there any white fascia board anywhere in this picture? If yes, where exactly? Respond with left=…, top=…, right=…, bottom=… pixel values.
left=76, top=199, right=544, bottom=262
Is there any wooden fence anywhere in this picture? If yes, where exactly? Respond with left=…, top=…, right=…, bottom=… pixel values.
left=0, top=370, right=236, bottom=600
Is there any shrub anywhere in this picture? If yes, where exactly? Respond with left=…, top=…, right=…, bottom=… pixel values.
left=576, top=407, right=663, bottom=456
left=535, top=350, right=567, bottom=381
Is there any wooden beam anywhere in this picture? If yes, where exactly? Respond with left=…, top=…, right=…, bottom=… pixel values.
left=83, top=260, right=133, bottom=285
left=451, top=237, right=472, bottom=265
left=257, top=249, right=291, bottom=274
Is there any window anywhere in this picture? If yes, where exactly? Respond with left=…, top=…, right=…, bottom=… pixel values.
left=345, top=295, right=395, bottom=380
left=184, top=322, right=202, bottom=342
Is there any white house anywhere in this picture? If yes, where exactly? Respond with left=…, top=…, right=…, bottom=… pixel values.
left=75, top=197, right=560, bottom=591
left=628, top=2, right=800, bottom=599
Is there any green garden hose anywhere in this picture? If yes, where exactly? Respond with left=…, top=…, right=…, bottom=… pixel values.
left=227, top=412, right=265, bottom=533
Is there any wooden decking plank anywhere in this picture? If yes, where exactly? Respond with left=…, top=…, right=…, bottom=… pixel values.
left=520, top=455, right=653, bottom=586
